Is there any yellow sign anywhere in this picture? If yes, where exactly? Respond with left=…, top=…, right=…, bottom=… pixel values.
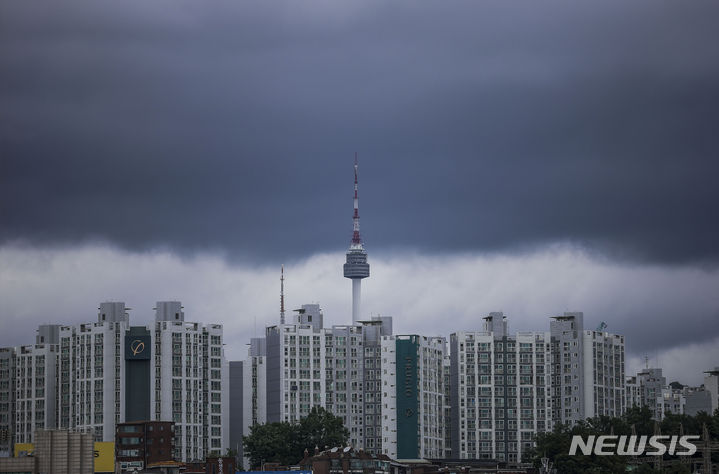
left=15, top=441, right=115, bottom=472
left=94, top=441, right=115, bottom=472
left=14, top=443, right=33, bottom=457
left=130, top=339, right=145, bottom=356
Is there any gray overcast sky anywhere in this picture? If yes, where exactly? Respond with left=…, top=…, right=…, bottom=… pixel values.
left=1, top=0, right=718, bottom=384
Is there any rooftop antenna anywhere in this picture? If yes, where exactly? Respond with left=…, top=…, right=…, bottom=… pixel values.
left=280, top=265, right=286, bottom=325
left=352, top=152, right=361, bottom=247
left=645, top=355, right=649, bottom=369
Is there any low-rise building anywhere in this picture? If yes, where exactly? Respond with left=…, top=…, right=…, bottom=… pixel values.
left=298, top=446, right=396, bottom=474
left=704, top=367, right=719, bottom=414
left=0, top=429, right=94, bottom=474
left=683, top=387, right=712, bottom=416
left=116, top=420, right=175, bottom=472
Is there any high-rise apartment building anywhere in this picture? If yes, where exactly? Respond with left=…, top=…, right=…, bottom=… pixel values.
left=242, top=338, right=267, bottom=429
left=450, top=314, right=552, bottom=462
left=0, top=347, right=14, bottom=457
left=151, top=301, right=228, bottom=461
left=59, top=303, right=129, bottom=441
left=324, top=323, right=365, bottom=447
left=549, top=312, right=625, bottom=425
left=244, top=301, right=394, bottom=459
left=234, top=337, right=267, bottom=468
left=360, top=316, right=392, bottom=455
left=625, top=375, right=642, bottom=409
left=580, top=326, right=626, bottom=419
left=14, top=325, right=60, bottom=444
left=266, top=304, right=326, bottom=425
left=380, top=334, right=447, bottom=460
left=447, top=312, right=625, bottom=461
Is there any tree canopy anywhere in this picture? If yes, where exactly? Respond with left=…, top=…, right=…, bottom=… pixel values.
left=242, top=407, right=350, bottom=468
left=525, top=406, right=719, bottom=473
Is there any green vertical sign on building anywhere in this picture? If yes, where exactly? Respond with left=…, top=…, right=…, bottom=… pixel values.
left=396, top=336, right=419, bottom=459
left=125, top=327, right=151, bottom=422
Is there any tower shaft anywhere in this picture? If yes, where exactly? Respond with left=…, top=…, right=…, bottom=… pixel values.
left=352, top=279, right=361, bottom=325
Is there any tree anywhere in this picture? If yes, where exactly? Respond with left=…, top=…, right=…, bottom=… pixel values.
left=297, top=406, right=350, bottom=453
left=243, top=421, right=300, bottom=468
left=526, top=421, right=626, bottom=473
left=242, top=407, right=349, bottom=469
left=527, top=407, right=719, bottom=472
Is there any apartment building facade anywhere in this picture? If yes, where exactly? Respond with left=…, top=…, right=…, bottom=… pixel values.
left=450, top=314, right=552, bottom=463
left=57, top=301, right=229, bottom=462
left=380, top=334, right=447, bottom=460
left=0, top=348, right=14, bottom=457
left=549, top=312, right=625, bottom=424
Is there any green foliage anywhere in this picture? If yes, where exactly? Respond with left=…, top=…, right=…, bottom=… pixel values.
left=525, top=405, right=719, bottom=472
left=668, top=381, right=684, bottom=390
left=242, top=407, right=349, bottom=469
left=297, top=406, right=350, bottom=453
left=242, top=421, right=301, bottom=467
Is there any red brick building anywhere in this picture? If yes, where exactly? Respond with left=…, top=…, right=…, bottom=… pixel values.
left=116, top=421, right=175, bottom=471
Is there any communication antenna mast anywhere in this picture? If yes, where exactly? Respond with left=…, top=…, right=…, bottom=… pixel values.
left=352, top=152, right=361, bottom=247
left=280, top=265, right=286, bottom=324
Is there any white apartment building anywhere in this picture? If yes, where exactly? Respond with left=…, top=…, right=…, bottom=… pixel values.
left=245, top=308, right=391, bottom=459
left=13, top=333, right=59, bottom=444
left=151, top=301, right=228, bottom=461
left=447, top=312, right=625, bottom=461
left=236, top=338, right=267, bottom=469
left=380, top=334, right=446, bottom=460
left=550, top=312, right=625, bottom=425
left=581, top=328, right=625, bottom=418
left=0, top=347, right=15, bottom=457
left=360, top=316, right=391, bottom=455
left=59, top=304, right=129, bottom=441
left=266, top=304, right=327, bottom=424
left=450, top=314, right=553, bottom=463
left=242, top=338, right=267, bottom=430
left=324, top=324, right=365, bottom=448
left=625, top=375, right=642, bottom=409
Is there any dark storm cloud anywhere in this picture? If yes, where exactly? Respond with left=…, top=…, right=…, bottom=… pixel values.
left=2, top=0, right=719, bottom=264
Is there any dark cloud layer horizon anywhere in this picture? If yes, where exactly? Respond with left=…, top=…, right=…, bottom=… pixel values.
left=2, top=0, right=719, bottom=266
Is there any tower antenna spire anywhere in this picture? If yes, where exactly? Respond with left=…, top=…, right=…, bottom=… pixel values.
left=280, top=265, right=285, bottom=324
left=352, top=152, right=362, bottom=247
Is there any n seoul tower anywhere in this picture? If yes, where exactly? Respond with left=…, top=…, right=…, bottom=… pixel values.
left=343, top=153, right=370, bottom=324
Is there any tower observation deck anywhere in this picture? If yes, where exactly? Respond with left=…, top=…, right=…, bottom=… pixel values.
left=343, top=154, right=369, bottom=324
